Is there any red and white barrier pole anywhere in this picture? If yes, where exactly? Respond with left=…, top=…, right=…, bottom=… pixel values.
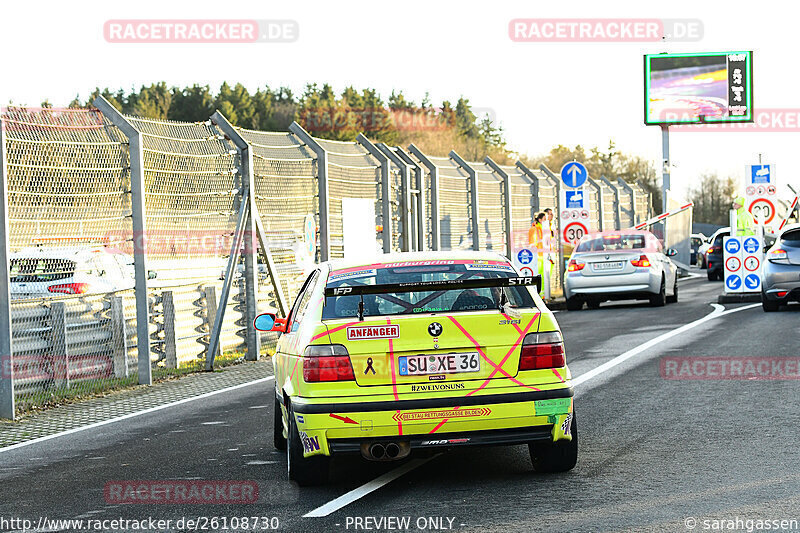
left=778, top=195, right=799, bottom=231
left=631, top=202, right=694, bottom=230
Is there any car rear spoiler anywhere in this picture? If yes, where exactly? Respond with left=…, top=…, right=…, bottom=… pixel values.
left=323, top=275, right=541, bottom=297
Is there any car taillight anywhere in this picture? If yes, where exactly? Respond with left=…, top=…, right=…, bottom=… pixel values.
left=519, top=331, right=565, bottom=371
left=48, top=283, right=90, bottom=295
left=768, top=249, right=788, bottom=262
left=303, top=344, right=355, bottom=382
left=567, top=259, right=585, bottom=272
left=706, top=247, right=716, bottom=256
left=630, top=255, right=651, bottom=268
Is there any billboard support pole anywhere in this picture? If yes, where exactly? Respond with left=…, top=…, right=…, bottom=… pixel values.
left=661, top=125, right=670, bottom=214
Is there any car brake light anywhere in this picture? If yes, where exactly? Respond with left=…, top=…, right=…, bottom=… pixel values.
left=519, top=331, right=565, bottom=370
left=776, top=291, right=788, bottom=298
left=706, top=247, right=716, bottom=256
left=48, top=282, right=90, bottom=295
left=567, top=259, right=585, bottom=272
left=630, top=255, right=651, bottom=268
left=303, top=344, right=355, bottom=382
left=769, top=249, right=788, bottom=262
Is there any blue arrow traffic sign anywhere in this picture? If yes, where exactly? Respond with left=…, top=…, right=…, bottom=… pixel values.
left=724, top=238, right=740, bottom=254
left=560, top=161, right=588, bottom=189
left=743, top=237, right=759, bottom=254
left=744, top=273, right=761, bottom=290
left=518, top=248, right=533, bottom=265
left=725, top=275, right=742, bottom=291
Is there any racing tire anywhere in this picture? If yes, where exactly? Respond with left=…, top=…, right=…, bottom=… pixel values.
left=565, top=297, right=583, bottom=311
left=529, top=413, right=578, bottom=473
left=287, top=404, right=330, bottom=486
left=649, top=277, right=666, bottom=307
left=586, top=299, right=601, bottom=309
left=762, top=291, right=780, bottom=312
left=666, top=278, right=678, bottom=304
left=273, top=396, right=287, bottom=451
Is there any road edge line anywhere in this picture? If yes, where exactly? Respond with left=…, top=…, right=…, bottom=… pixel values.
left=303, top=455, right=441, bottom=518
left=0, top=376, right=275, bottom=454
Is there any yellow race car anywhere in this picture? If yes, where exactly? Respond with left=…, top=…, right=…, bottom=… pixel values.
left=254, top=251, right=576, bottom=485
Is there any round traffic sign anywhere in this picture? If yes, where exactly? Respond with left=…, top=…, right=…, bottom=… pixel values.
left=560, top=161, right=588, bottom=189
left=580, top=210, right=589, bottom=219
left=517, top=248, right=534, bottom=265
left=563, top=221, right=588, bottom=245
left=725, top=275, right=742, bottom=291
left=725, top=256, right=741, bottom=272
left=746, top=186, right=755, bottom=196
left=748, top=198, right=775, bottom=224
left=744, top=256, right=760, bottom=271
left=767, top=185, right=776, bottom=195
left=756, top=185, right=766, bottom=196
left=744, top=273, right=761, bottom=290
left=724, top=238, right=741, bottom=254
left=520, top=266, right=534, bottom=277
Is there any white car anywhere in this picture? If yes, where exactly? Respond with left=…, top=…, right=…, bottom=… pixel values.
left=9, top=247, right=138, bottom=299
left=564, top=230, right=679, bottom=310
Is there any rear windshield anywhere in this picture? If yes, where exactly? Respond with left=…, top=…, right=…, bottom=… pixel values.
left=713, top=233, right=729, bottom=247
left=322, top=260, right=535, bottom=319
left=782, top=229, right=800, bottom=246
left=576, top=234, right=646, bottom=252
left=10, top=258, right=76, bottom=282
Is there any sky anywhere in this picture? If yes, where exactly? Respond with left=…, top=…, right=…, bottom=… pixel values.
left=2, top=0, right=798, bottom=204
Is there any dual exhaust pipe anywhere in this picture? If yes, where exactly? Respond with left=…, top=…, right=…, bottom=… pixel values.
left=361, top=441, right=410, bottom=461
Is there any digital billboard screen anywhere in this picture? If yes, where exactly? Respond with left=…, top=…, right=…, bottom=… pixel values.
left=644, top=51, right=753, bottom=125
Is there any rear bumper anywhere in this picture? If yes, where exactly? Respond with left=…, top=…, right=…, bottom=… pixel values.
left=289, top=386, right=574, bottom=457
left=565, top=270, right=659, bottom=299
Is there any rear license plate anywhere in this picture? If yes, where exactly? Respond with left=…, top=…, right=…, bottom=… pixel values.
left=593, top=261, right=623, bottom=271
left=399, top=353, right=480, bottom=376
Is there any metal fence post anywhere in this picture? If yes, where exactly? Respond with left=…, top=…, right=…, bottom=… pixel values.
left=484, top=157, right=513, bottom=260
left=617, top=179, right=637, bottom=224
left=211, top=112, right=261, bottom=361
left=377, top=143, right=412, bottom=252
left=600, top=176, right=622, bottom=229
left=587, top=178, right=605, bottom=231
left=290, top=122, right=330, bottom=261
left=162, top=291, right=177, bottom=368
left=356, top=134, right=392, bottom=253
left=408, top=144, right=440, bottom=251
left=515, top=162, right=540, bottom=214
left=449, top=151, right=480, bottom=251
left=94, top=96, right=152, bottom=386
left=50, top=301, right=69, bottom=389
left=0, top=117, right=13, bottom=419
left=204, top=286, right=221, bottom=363
left=395, top=147, right=426, bottom=251
left=110, top=296, right=129, bottom=378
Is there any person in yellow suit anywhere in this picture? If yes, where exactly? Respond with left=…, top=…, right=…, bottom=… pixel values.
left=732, top=196, right=756, bottom=236
left=528, top=213, right=546, bottom=296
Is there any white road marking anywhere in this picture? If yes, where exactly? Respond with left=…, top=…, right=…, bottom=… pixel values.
left=304, top=302, right=762, bottom=518
left=246, top=460, right=276, bottom=465
left=201, top=421, right=225, bottom=425
left=0, top=376, right=275, bottom=454
left=303, top=455, right=441, bottom=518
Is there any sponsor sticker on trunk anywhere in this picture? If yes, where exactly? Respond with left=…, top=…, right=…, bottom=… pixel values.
left=346, top=324, right=400, bottom=341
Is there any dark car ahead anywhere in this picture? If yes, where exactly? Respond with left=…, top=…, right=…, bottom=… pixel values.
left=705, top=230, right=729, bottom=281
left=762, top=224, right=800, bottom=311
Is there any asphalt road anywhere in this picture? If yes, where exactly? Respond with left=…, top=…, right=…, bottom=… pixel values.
left=2, top=273, right=799, bottom=533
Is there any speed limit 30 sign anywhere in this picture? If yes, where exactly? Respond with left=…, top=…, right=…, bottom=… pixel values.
left=563, top=221, right=588, bottom=245
left=748, top=198, right=775, bottom=224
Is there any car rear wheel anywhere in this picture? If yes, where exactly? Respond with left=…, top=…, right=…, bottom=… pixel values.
left=666, top=278, right=678, bottom=304
left=566, top=297, right=583, bottom=311
left=762, top=291, right=780, bottom=312
left=707, top=269, right=715, bottom=281
left=287, top=404, right=330, bottom=486
left=273, top=396, right=287, bottom=451
left=586, top=299, right=601, bottom=309
left=649, top=277, right=666, bottom=307
left=529, top=413, right=578, bottom=473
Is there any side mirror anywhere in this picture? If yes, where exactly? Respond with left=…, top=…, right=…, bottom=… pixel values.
left=666, top=248, right=678, bottom=257
left=254, top=312, right=287, bottom=333
left=148, top=270, right=158, bottom=279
